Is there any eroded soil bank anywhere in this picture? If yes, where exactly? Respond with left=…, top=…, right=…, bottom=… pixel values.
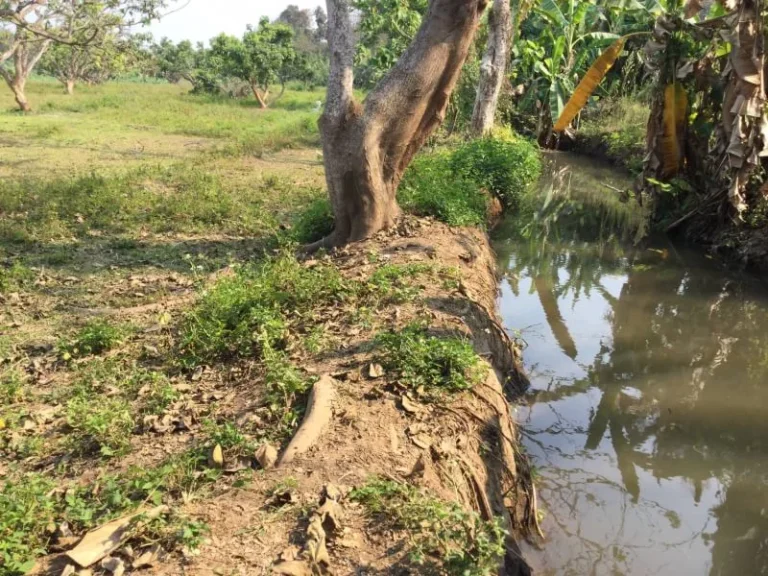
left=17, top=216, right=535, bottom=576
left=169, top=218, right=533, bottom=575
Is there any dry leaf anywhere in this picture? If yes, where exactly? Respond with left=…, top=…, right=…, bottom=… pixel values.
left=66, top=505, right=167, bottom=567
left=208, top=444, right=224, bottom=468
left=255, top=443, right=278, bottom=470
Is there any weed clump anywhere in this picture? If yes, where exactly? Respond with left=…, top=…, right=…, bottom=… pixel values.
left=0, top=261, right=33, bottom=293
left=450, top=131, right=541, bottom=209
left=60, top=319, right=129, bottom=358
left=66, top=394, right=135, bottom=457
left=375, top=323, right=486, bottom=394
left=351, top=478, right=507, bottom=575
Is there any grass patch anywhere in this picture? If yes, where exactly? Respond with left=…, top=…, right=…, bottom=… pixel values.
left=0, top=261, right=33, bottom=293
left=179, top=251, right=350, bottom=367
left=291, top=196, right=334, bottom=244
left=350, top=478, right=507, bottom=575
left=0, top=368, right=27, bottom=406
left=580, top=98, right=648, bottom=173
left=65, top=394, right=135, bottom=457
left=375, top=323, right=486, bottom=395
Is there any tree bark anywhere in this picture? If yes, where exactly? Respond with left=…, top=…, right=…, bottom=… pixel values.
left=315, top=0, right=488, bottom=250
left=11, top=79, right=31, bottom=112
left=65, top=79, right=75, bottom=95
left=252, top=85, right=269, bottom=108
left=470, top=0, right=512, bottom=135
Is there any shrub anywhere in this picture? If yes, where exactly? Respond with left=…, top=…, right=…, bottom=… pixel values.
left=375, top=323, right=486, bottom=394
left=450, top=132, right=541, bottom=208
left=399, top=152, right=489, bottom=227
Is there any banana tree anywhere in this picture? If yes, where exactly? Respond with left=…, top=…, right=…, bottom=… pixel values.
left=512, top=0, right=621, bottom=143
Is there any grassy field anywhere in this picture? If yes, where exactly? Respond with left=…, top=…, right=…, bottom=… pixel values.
left=0, top=81, right=337, bottom=574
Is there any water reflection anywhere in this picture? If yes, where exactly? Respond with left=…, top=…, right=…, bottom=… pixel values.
left=494, top=153, right=768, bottom=576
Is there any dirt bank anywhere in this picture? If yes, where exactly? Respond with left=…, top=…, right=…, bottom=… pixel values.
left=156, top=217, right=535, bottom=575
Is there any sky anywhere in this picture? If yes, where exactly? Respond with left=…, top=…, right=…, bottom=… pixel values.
left=147, top=0, right=323, bottom=44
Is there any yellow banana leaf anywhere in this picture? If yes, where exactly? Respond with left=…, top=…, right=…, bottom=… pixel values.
left=553, top=37, right=627, bottom=132
left=661, top=83, right=688, bottom=177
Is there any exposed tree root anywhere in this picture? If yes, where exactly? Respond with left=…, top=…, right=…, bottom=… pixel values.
left=278, top=375, right=337, bottom=466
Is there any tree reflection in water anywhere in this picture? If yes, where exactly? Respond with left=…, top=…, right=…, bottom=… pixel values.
left=494, top=153, right=768, bottom=576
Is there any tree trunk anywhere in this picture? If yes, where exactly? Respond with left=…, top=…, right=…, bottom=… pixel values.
left=315, top=0, right=488, bottom=250
left=470, top=0, right=512, bottom=135
left=252, top=86, right=269, bottom=108
left=65, top=79, right=75, bottom=95
left=10, top=79, right=30, bottom=112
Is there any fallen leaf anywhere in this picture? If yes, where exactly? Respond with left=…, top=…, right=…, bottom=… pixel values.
left=208, top=444, right=224, bottom=469
left=367, top=363, right=384, bottom=379
left=66, top=505, right=167, bottom=567
left=255, top=443, right=278, bottom=470
left=411, top=434, right=433, bottom=449
left=273, top=561, right=311, bottom=576
left=132, top=544, right=162, bottom=568
left=401, top=395, right=422, bottom=414
left=100, top=557, right=125, bottom=576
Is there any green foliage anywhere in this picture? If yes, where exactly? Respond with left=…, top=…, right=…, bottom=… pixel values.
left=375, top=323, right=486, bottom=395
left=179, top=252, right=349, bottom=366
left=352, top=0, right=427, bottom=86
left=450, top=133, right=542, bottom=208
left=59, top=319, right=128, bottom=358
left=261, top=345, right=314, bottom=435
left=0, top=368, right=27, bottom=406
left=66, top=394, right=135, bottom=457
left=291, top=196, right=334, bottom=244
left=366, top=263, right=434, bottom=304
left=0, top=261, right=33, bottom=293
left=350, top=478, right=507, bottom=575
left=0, top=475, right=57, bottom=576
left=399, top=152, right=489, bottom=227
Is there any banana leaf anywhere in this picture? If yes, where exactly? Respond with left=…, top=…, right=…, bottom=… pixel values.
left=553, top=36, right=628, bottom=132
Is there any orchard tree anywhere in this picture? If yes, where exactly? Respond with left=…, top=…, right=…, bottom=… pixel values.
left=212, top=18, right=297, bottom=108
left=39, top=29, right=138, bottom=94
left=314, top=0, right=488, bottom=249
left=0, top=0, right=171, bottom=111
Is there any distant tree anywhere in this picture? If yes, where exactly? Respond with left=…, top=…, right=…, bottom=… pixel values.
left=211, top=18, right=297, bottom=108
left=314, top=7, right=328, bottom=41
left=0, top=0, right=171, bottom=111
left=39, top=29, right=144, bottom=93
left=276, top=4, right=313, bottom=34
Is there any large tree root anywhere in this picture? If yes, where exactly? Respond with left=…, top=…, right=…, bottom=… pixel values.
left=278, top=375, right=337, bottom=467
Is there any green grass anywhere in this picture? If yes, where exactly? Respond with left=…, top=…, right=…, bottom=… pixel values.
left=450, top=130, right=542, bottom=209
left=66, top=394, right=135, bottom=457
left=399, top=131, right=542, bottom=225
left=179, top=251, right=350, bottom=367
left=580, top=98, right=648, bottom=173
left=350, top=478, right=507, bottom=575
left=375, top=322, right=486, bottom=395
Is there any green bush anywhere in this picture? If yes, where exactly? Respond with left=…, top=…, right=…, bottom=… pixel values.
left=450, top=132, right=541, bottom=208
left=375, top=323, right=486, bottom=394
left=399, top=152, right=489, bottom=227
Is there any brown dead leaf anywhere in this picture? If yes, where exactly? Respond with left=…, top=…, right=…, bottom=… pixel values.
left=273, top=561, right=311, bottom=576
left=208, top=444, right=224, bottom=468
left=66, top=505, right=167, bottom=567
left=255, top=443, right=278, bottom=470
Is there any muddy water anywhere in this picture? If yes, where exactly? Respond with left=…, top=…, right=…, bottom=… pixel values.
left=493, top=152, right=768, bottom=576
